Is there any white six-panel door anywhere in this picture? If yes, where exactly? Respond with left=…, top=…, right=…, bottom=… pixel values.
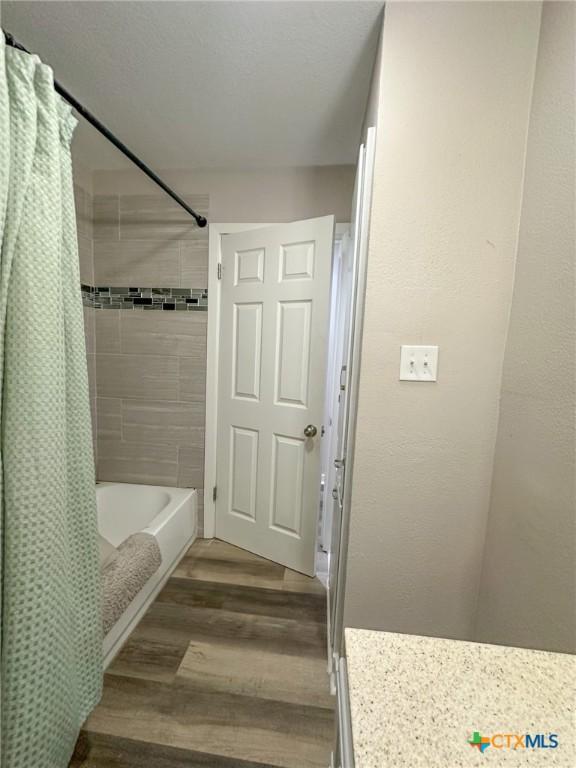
left=215, top=216, right=334, bottom=574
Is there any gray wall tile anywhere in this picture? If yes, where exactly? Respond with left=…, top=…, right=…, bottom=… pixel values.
left=180, top=240, right=209, bottom=287
left=85, top=191, right=93, bottom=239
left=97, top=460, right=178, bottom=487
left=96, top=353, right=179, bottom=400
left=179, top=357, right=207, bottom=402
left=123, top=422, right=204, bottom=449
left=86, top=352, right=97, bottom=459
left=94, top=195, right=120, bottom=240
left=177, top=445, right=205, bottom=488
left=96, top=310, right=121, bottom=353
left=123, top=397, right=205, bottom=446
left=94, top=240, right=180, bottom=286
left=123, top=398, right=205, bottom=432
left=91, top=192, right=210, bottom=506
left=97, top=397, right=122, bottom=440
left=97, top=438, right=178, bottom=462
left=90, top=398, right=98, bottom=464
left=83, top=306, right=95, bottom=355
left=74, top=184, right=93, bottom=239
left=78, top=234, right=94, bottom=285
left=76, top=180, right=97, bottom=465
left=74, top=182, right=85, bottom=222
left=97, top=439, right=178, bottom=486
left=119, top=194, right=209, bottom=241
left=97, top=460, right=177, bottom=487
left=120, top=311, right=207, bottom=357
left=86, top=352, right=97, bottom=401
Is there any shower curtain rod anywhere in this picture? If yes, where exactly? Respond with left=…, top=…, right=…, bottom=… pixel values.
left=3, top=30, right=208, bottom=228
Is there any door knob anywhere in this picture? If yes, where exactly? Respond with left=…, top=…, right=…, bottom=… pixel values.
left=303, top=424, right=317, bottom=438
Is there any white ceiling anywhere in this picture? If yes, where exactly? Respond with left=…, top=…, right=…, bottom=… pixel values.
left=2, top=1, right=383, bottom=170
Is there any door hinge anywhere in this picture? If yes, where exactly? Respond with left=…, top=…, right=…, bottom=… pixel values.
left=212, top=486, right=217, bottom=501
left=217, top=263, right=222, bottom=280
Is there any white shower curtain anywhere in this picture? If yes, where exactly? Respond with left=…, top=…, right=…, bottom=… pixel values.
left=0, top=33, right=102, bottom=767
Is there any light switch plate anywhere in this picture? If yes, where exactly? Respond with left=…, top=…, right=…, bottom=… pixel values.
left=400, top=345, right=439, bottom=381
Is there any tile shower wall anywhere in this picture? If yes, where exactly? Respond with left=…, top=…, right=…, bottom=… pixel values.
left=93, top=193, right=209, bottom=527
left=74, top=181, right=97, bottom=460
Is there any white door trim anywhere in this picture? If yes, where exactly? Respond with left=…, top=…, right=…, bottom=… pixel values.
left=204, top=222, right=348, bottom=540
left=330, top=126, right=377, bottom=662
left=319, top=228, right=350, bottom=556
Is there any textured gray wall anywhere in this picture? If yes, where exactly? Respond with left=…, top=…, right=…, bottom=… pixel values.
left=343, top=1, right=542, bottom=640
left=476, top=1, right=576, bottom=653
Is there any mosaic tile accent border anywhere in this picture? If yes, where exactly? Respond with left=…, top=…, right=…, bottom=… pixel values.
left=82, top=285, right=208, bottom=311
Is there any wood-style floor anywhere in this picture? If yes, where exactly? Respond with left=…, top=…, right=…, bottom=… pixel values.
left=71, top=539, right=334, bottom=768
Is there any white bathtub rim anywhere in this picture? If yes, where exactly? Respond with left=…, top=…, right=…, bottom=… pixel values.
left=96, top=481, right=197, bottom=547
left=102, top=526, right=197, bottom=669
left=97, top=481, right=195, bottom=533
left=98, top=482, right=198, bottom=668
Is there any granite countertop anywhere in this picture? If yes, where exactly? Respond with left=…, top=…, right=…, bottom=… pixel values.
left=344, top=628, right=575, bottom=767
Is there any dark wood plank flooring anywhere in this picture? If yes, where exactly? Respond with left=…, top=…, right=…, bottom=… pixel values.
left=72, top=539, right=334, bottom=768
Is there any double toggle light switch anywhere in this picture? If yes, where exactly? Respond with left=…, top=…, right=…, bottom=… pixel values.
left=399, top=345, right=439, bottom=381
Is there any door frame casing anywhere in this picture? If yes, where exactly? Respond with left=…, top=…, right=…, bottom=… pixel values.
left=318, top=229, right=351, bottom=556
left=330, top=126, right=377, bottom=664
left=204, top=222, right=348, bottom=540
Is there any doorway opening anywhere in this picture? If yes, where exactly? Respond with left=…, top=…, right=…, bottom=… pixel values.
left=205, top=216, right=335, bottom=576
left=204, top=127, right=375, bottom=668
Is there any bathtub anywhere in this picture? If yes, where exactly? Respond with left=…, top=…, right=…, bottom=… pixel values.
left=97, top=482, right=197, bottom=667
